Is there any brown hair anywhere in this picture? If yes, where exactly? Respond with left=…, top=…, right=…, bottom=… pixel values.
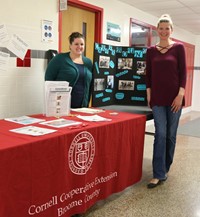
left=68, top=32, right=84, bottom=44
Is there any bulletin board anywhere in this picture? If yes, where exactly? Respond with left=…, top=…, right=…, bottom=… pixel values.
left=92, top=43, right=147, bottom=107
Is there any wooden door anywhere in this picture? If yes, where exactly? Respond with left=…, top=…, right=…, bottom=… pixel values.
left=61, top=5, right=95, bottom=61
left=184, top=43, right=195, bottom=107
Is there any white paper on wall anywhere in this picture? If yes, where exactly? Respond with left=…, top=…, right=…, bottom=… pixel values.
left=59, top=0, right=68, bottom=11
left=41, top=20, right=54, bottom=43
left=7, top=34, right=28, bottom=60
left=0, top=23, right=9, bottom=45
left=0, top=51, right=10, bottom=72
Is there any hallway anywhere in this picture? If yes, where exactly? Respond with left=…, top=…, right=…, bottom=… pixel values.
left=83, top=111, right=200, bottom=217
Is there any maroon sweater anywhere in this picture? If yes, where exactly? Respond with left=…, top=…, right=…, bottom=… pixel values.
left=146, top=42, right=187, bottom=108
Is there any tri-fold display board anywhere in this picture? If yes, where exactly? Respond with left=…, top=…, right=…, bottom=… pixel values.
left=92, top=43, right=147, bottom=107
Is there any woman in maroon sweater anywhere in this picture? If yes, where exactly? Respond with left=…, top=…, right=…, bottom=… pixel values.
left=146, top=14, right=187, bottom=188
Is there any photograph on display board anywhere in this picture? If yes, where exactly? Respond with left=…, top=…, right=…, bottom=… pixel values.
left=118, top=80, right=135, bottom=91
left=136, top=61, right=146, bottom=75
left=117, top=58, right=133, bottom=70
left=106, top=75, right=114, bottom=89
left=99, top=55, right=110, bottom=68
left=94, top=78, right=106, bottom=91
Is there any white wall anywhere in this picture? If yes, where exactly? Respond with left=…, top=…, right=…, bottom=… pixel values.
left=0, top=0, right=58, bottom=118
left=0, top=0, right=199, bottom=119
left=1, top=1, right=58, bottom=50
left=192, top=36, right=200, bottom=111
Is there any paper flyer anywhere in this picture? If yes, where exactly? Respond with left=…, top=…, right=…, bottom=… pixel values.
left=0, top=51, right=10, bottom=72
left=0, top=23, right=9, bottom=44
left=5, top=116, right=45, bottom=125
left=45, top=81, right=72, bottom=117
left=10, top=126, right=57, bottom=136
left=7, top=33, right=28, bottom=60
left=42, top=20, right=54, bottom=42
left=40, top=118, right=82, bottom=128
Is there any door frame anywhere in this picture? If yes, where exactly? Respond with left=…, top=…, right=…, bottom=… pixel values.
left=58, top=0, right=103, bottom=52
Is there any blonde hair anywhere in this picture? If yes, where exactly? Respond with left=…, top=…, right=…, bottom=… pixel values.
left=157, top=14, right=173, bottom=29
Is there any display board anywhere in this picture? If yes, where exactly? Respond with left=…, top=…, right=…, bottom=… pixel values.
left=92, top=43, right=147, bottom=107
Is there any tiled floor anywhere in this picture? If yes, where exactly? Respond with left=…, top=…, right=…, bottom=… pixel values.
left=82, top=111, right=200, bottom=217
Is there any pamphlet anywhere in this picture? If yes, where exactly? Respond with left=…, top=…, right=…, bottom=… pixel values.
left=76, top=114, right=112, bottom=122
left=40, top=118, right=82, bottom=128
left=10, top=126, right=57, bottom=136
left=71, top=107, right=105, bottom=114
left=5, top=116, right=45, bottom=125
left=45, top=81, right=72, bottom=117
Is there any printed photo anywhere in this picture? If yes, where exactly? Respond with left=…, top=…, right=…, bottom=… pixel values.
left=118, top=58, right=133, bottom=70
left=136, top=61, right=146, bottom=75
left=106, top=75, right=114, bottom=89
left=99, top=56, right=110, bottom=68
left=94, top=78, right=106, bottom=91
left=118, top=80, right=135, bottom=90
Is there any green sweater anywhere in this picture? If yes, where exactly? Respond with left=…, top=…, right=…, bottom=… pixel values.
left=45, top=52, right=93, bottom=107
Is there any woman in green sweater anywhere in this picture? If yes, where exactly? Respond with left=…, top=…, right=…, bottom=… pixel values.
left=45, top=32, right=93, bottom=108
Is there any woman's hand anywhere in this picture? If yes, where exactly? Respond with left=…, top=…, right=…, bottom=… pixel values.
left=146, top=88, right=151, bottom=108
left=171, top=87, right=185, bottom=113
left=171, top=94, right=183, bottom=112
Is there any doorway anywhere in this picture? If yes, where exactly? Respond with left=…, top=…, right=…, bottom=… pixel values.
left=59, top=0, right=103, bottom=61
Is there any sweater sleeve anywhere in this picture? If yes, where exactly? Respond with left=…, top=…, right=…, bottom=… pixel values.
left=45, top=54, right=62, bottom=81
left=83, top=56, right=93, bottom=72
left=177, top=43, right=187, bottom=88
left=145, top=47, right=152, bottom=89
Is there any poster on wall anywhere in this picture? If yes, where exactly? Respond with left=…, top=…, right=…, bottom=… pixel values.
left=106, top=22, right=121, bottom=42
left=7, top=34, right=29, bottom=60
left=59, top=0, right=67, bottom=11
left=0, top=23, right=9, bottom=45
left=0, top=51, right=10, bottom=72
left=92, top=43, right=147, bottom=107
left=41, top=20, right=54, bottom=43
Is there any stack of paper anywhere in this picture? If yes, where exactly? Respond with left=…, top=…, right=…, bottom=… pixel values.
left=44, top=81, right=72, bottom=117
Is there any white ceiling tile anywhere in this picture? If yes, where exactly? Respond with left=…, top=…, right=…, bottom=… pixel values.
left=149, top=8, right=195, bottom=15
left=117, top=0, right=200, bottom=35
left=178, top=0, right=200, bottom=7
left=133, top=2, right=184, bottom=11
left=190, top=6, right=200, bottom=14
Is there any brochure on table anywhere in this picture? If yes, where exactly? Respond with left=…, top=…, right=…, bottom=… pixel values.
left=92, top=43, right=147, bottom=107
left=71, top=107, right=105, bottom=114
left=5, top=116, right=45, bottom=125
left=10, top=126, right=57, bottom=136
left=76, top=114, right=111, bottom=122
left=45, top=81, right=72, bottom=117
left=40, top=118, right=82, bottom=128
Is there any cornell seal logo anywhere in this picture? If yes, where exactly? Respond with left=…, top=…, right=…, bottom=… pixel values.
left=68, top=131, right=95, bottom=175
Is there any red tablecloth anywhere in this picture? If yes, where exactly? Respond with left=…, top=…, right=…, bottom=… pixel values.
left=0, top=110, right=146, bottom=217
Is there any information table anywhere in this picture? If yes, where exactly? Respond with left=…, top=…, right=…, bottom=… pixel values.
left=0, top=110, right=146, bottom=217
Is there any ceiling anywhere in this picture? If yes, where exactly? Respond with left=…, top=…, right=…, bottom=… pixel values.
left=118, top=0, right=200, bottom=35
